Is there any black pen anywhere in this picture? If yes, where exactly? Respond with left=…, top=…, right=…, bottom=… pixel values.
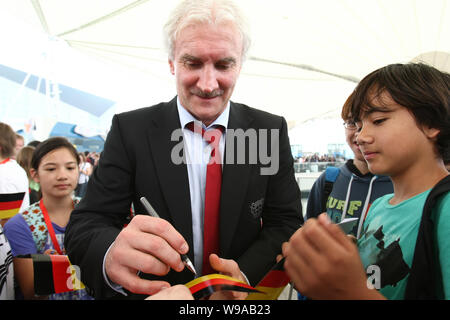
left=139, top=196, right=197, bottom=276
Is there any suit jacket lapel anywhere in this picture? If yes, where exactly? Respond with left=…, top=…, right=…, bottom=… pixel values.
left=146, top=98, right=194, bottom=258
left=220, top=102, right=254, bottom=256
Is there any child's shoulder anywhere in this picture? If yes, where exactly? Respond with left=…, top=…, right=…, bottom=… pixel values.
left=21, top=200, right=42, bottom=213
left=5, top=200, right=42, bottom=232
left=18, top=201, right=48, bottom=252
left=4, top=210, right=29, bottom=234
left=3, top=209, right=39, bottom=256
left=20, top=201, right=44, bottom=223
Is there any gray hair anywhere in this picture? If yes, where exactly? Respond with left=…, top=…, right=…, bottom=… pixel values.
left=163, top=0, right=251, bottom=61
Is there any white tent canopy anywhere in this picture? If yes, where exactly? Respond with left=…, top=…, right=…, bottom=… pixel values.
left=1, top=0, right=449, bottom=127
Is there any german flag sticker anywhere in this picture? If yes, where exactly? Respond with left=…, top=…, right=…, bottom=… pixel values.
left=0, top=192, right=25, bottom=219
left=185, top=274, right=261, bottom=300
left=246, top=257, right=290, bottom=300
left=31, top=254, right=85, bottom=295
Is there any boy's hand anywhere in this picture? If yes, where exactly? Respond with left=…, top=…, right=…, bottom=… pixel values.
left=283, top=214, right=382, bottom=300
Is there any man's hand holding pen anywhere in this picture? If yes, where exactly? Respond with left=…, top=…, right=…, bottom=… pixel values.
left=104, top=214, right=190, bottom=295
left=105, top=196, right=248, bottom=299
left=139, top=197, right=197, bottom=275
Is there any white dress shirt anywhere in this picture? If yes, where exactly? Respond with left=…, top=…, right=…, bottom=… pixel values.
left=177, top=98, right=229, bottom=275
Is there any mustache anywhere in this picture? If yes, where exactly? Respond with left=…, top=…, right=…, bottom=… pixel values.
left=190, top=88, right=224, bottom=98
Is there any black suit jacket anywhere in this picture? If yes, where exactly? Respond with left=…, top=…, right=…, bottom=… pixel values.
left=65, top=97, right=302, bottom=299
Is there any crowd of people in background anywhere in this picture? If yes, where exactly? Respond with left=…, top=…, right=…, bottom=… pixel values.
left=295, top=153, right=345, bottom=163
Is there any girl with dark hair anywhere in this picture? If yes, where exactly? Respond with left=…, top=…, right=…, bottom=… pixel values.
left=4, top=137, right=93, bottom=300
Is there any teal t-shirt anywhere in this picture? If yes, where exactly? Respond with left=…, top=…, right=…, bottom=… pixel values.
left=357, top=189, right=450, bottom=300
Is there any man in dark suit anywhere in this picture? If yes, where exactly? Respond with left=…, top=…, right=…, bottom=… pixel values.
left=65, top=0, right=302, bottom=300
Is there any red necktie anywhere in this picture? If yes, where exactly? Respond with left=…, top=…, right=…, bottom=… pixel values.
left=186, top=122, right=223, bottom=275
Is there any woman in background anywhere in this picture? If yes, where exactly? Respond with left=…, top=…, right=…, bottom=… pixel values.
left=75, top=152, right=92, bottom=198
left=16, top=146, right=41, bottom=204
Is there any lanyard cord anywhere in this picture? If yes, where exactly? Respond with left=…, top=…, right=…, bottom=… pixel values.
left=39, top=199, right=66, bottom=255
left=340, top=175, right=354, bottom=222
left=356, top=175, right=377, bottom=239
left=0, top=158, right=10, bottom=165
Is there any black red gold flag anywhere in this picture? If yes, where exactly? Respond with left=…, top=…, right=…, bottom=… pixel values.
left=185, top=274, right=260, bottom=300
left=31, top=254, right=85, bottom=295
left=0, top=192, right=25, bottom=219
left=246, top=257, right=290, bottom=300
